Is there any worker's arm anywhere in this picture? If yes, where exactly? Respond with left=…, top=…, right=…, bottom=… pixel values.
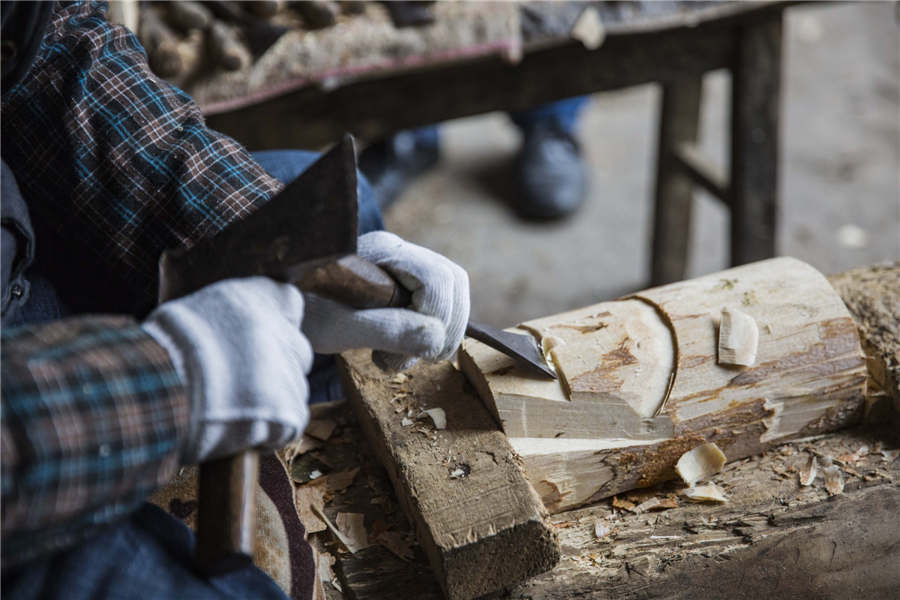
left=1, top=278, right=313, bottom=566
left=1, top=0, right=283, bottom=315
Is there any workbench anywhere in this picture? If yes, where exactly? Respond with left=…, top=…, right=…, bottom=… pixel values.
left=189, top=1, right=794, bottom=286
left=321, top=263, right=898, bottom=599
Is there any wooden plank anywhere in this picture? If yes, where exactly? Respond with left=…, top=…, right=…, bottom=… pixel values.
left=730, top=14, right=783, bottom=266
left=205, top=21, right=739, bottom=150
left=337, top=351, right=560, bottom=600
left=650, top=79, right=702, bottom=286
left=460, top=258, right=868, bottom=513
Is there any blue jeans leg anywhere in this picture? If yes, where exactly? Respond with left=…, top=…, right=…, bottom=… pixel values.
left=509, top=96, right=590, bottom=134
left=3, top=503, right=288, bottom=600
left=252, top=150, right=385, bottom=404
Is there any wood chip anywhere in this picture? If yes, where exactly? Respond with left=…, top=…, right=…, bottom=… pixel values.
left=325, top=467, right=359, bottom=493
left=418, top=407, right=447, bottom=430
left=611, top=496, right=636, bottom=511
left=676, top=443, right=727, bottom=487
left=822, top=465, right=845, bottom=496
left=683, top=483, right=728, bottom=503
left=294, top=481, right=328, bottom=534
left=570, top=5, right=605, bottom=50
left=634, top=495, right=678, bottom=513
left=799, top=455, right=818, bottom=486
left=718, top=306, right=759, bottom=366
left=336, top=512, right=369, bottom=552
left=312, top=504, right=358, bottom=553
left=317, top=549, right=338, bottom=591
left=593, top=520, right=611, bottom=540
left=375, top=531, right=414, bottom=561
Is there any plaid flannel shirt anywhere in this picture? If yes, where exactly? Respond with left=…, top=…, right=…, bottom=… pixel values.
left=1, top=1, right=285, bottom=563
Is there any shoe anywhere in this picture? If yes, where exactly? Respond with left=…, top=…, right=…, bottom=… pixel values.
left=359, top=127, right=441, bottom=210
left=514, top=122, right=587, bottom=219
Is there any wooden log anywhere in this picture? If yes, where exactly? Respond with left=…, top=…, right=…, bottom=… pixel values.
left=337, top=352, right=560, bottom=600
left=459, top=258, right=868, bottom=512
left=829, top=262, right=900, bottom=423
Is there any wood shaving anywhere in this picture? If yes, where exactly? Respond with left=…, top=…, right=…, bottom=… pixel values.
left=593, top=520, right=611, bottom=540
left=837, top=445, right=869, bottom=465
left=317, top=550, right=338, bottom=590
left=718, top=306, right=759, bottom=366
left=312, top=504, right=358, bottom=553
left=634, top=495, right=679, bottom=513
left=822, top=465, right=845, bottom=496
left=799, top=455, right=818, bottom=486
left=293, top=480, right=328, bottom=534
left=683, top=483, right=728, bottom=503
left=336, top=512, right=369, bottom=552
left=611, top=496, right=636, bottom=511
left=418, top=407, right=447, bottom=430
left=389, top=373, right=410, bottom=385
left=325, top=467, right=359, bottom=493
left=375, top=531, right=414, bottom=561
left=305, top=419, right=338, bottom=441
left=676, top=443, right=727, bottom=487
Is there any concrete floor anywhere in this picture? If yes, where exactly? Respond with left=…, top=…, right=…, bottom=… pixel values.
left=384, top=2, right=899, bottom=328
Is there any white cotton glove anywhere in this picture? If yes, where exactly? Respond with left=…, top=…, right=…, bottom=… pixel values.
left=142, top=277, right=314, bottom=465
left=303, top=231, right=470, bottom=371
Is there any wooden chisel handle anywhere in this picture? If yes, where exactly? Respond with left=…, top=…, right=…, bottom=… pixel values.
left=195, top=257, right=410, bottom=573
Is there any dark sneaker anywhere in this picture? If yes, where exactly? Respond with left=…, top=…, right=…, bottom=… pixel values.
left=359, top=127, right=441, bottom=210
left=514, top=122, right=587, bottom=219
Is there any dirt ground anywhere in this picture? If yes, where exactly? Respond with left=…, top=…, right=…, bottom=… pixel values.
left=384, top=2, right=899, bottom=327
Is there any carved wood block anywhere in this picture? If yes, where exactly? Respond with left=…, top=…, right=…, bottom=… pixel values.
left=460, top=258, right=868, bottom=512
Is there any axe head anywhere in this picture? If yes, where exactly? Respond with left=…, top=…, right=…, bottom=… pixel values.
left=159, top=134, right=360, bottom=303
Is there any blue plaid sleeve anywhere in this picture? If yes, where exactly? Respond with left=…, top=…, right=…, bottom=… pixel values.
left=0, top=1, right=283, bottom=315
left=1, top=315, right=189, bottom=565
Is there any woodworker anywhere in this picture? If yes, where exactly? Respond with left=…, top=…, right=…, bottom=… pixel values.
left=0, top=2, right=470, bottom=598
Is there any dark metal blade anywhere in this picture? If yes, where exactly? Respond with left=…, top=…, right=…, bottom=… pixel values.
left=158, top=134, right=360, bottom=302
left=466, top=321, right=557, bottom=379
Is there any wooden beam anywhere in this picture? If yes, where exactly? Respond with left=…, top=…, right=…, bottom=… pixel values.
left=673, top=142, right=730, bottom=204
left=205, top=23, right=739, bottom=149
left=337, top=352, right=560, bottom=600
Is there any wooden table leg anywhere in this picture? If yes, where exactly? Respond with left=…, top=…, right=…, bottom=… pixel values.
left=650, top=78, right=702, bottom=286
left=730, top=15, right=783, bottom=266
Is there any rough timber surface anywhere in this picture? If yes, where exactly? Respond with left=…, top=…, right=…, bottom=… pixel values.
left=828, top=262, right=900, bottom=418
left=337, top=350, right=560, bottom=600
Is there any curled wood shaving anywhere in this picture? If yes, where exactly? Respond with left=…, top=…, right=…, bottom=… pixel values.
left=634, top=495, right=679, bottom=513
left=799, top=455, right=818, bottom=486
left=676, top=443, right=727, bottom=487
left=683, top=483, right=728, bottom=504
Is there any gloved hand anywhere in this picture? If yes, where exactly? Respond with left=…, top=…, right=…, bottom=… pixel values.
left=303, top=231, right=470, bottom=371
left=142, top=277, right=313, bottom=464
